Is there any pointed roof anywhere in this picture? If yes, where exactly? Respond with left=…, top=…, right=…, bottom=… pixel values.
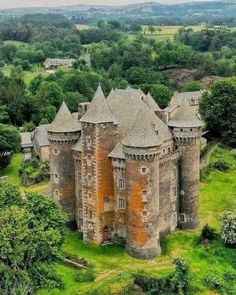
left=122, top=107, right=163, bottom=148
left=168, top=104, right=203, bottom=128
left=108, top=142, right=125, bottom=159
left=143, top=92, right=161, bottom=112
left=48, top=102, right=81, bottom=133
left=80, top=85, right=117, bottom=124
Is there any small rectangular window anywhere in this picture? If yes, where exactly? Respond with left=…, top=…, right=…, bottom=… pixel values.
left=142, top=191, right=148, bottom=203
left=78, top=190, right=82, bottom=199
left=141, top=167, right=147, bottom=174
left=118, top=178, right=125, bottom=190
left=119, top=197, right=126, bottom=209
left=78, top=172, right=82, bottom=181
left=88, top=210, right=93, bottom=219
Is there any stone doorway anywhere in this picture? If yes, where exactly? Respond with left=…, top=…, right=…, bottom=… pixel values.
left=103, top=226, right=111, bottom=241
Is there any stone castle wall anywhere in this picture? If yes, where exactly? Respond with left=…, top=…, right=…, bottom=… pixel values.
left=48, top=132, right=80, bottom=220
left=125, top=150, right=161, bottom=259
left=82, top=122, right=118, bottom=243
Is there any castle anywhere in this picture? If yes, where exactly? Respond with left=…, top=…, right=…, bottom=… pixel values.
left=47, top=86, right=203, bottom=259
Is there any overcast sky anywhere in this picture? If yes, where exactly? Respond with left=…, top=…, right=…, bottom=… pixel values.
left=0, top=0, right=217, bottom=10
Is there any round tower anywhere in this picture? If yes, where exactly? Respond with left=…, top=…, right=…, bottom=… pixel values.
left=47, top=102, right=81, bottom=221
left=168, top=104, right=202, bottom=229
left=122, top=107, right=162, bottom=259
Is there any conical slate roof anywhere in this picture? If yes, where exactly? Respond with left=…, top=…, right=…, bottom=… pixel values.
left=143, top=92, right=161, bottom=112
left=122, top=107, right=163, bottom=148
left=48, top=102, right=81, bottom=133
left=168, top=104, right=203, bottom=128
left=108, top=142, right=125, bottom=159
left=80, top=85, right=117, bottom=124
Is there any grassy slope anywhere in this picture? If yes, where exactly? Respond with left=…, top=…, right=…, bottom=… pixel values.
left=39, top=145, right=236, bottom=295
left=0, top=65, right=49, bottom=86
left=0, top=153, right=50, bottom=194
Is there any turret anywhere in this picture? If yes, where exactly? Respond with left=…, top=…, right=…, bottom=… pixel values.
left=122, top=107, right=162, bottom=259
left=80, top=85, right=118, bottom=244
left=168, top=104, right=202, bottom=229
left=48, top=102, right=80, bottom=221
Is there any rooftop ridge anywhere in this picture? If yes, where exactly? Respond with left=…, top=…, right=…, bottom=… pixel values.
left=80, top=85, right=117, bottom=124
left=122, top=106, right=163, bottom=148
left=48, top=101, right=80, bottom=133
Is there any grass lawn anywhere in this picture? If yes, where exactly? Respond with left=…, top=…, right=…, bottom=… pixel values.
left=0, top=153, right=50, bottom=194
left=141, top=25, right=205, bottom=41
left=0, top=64, right=49, bottom=85
left=38, top=145, right=236, bottom=295
left=0, top=153, right=23, bottom=185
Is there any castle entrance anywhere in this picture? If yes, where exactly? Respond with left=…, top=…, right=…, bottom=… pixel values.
left=103, top=226, right=111, bottom=241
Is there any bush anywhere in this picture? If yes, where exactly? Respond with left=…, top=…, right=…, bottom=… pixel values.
left=134, top=257, right=192, bottom=294
left=76, top=266, right=95, bottom=283
left=214, top=160, right=230, bottom=171
left=220, top=211, right=236, bottom=247
left=204, top=274, right=224, bottom=290
left=200, top=224, right=216, bottom=242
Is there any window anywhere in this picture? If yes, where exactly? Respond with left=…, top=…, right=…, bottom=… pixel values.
left=78, top=190, right=82, bottom=199
left=142, top=191, right=148, bottom=203
left=88, top=210, right=93, bottom=219
left=87, top=174, right=92, bottom=185
left=88, top=192, right=92, bottom=198
left=173, top=168, right=177, bottom=180
left=171, top=187, right=177, bottom=201
left=179, top=214, right=186, bottom=223
left=54, top=173, right=59, bottom=184
left=53, top=148, right=59, bottom=155
left=78, top=172, right=82, bottom=182
left=118, top=178, right=125, bottom=190
left=141, top=167, right=147, bottom=174
left=78, top=209, right=83, bottom=218
left=118, top=197, right=126, bottom=209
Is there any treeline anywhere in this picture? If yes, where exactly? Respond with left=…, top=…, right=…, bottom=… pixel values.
left=90, top=29, right=236, bottom=90
left=0, top=65, right=121, bottom=127
left=0, top=14, right=82, bottom=67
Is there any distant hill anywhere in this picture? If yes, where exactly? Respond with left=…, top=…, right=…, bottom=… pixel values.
left=0, top=1, right=236, bottom=25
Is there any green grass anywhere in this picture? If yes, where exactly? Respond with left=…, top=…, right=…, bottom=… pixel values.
left=38, top=145, right=236, bottom=295
left=0, top=153, right=50, bottom=194
left=0, top=153, right=23, bottom=185
left=3, top=40, right=29, bottom=48
left=141, top=25, right=205, bottom=40
left=0, top=65, right=49, bottom=85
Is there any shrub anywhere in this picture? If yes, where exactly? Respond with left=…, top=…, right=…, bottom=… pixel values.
left=76, top=266, right=95, bottom=283
left=220, top=211, right=236, bottom=247
left=204, top=274, right=224, bottom=290
left=214, top=160, right=230, bottom=171
left=134, top=257, right=192, bottom=294
left=200, top=224, right=216, bottom=242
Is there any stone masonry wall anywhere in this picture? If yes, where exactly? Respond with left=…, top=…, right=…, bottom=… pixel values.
left=49, top=135, right=79, bottom=221
left=82, top=122, right=118, bottom=243
left=179, top=140, right=200, bottom=229
left=125, top=153, right=161, bottom=259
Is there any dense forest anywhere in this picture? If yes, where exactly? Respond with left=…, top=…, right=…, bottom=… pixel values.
left=0, top=14, right=236, bottom=129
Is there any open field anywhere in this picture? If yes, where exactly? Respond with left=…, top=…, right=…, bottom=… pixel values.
left=0, top=65, right=49, bottom=85
left=141, top=25, right=205, bottom=40
left=36, top=145, right=236, bottom=295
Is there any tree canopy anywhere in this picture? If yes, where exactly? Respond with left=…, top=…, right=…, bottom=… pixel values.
left=0, top=181, right=67, bottom=294
left=199, top=80, right=236, bottom=146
